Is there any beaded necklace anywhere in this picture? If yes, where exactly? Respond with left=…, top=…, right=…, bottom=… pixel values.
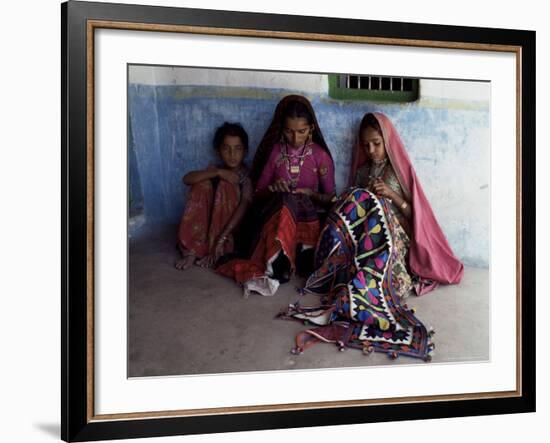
left=281, top=141, right=312, bottom=189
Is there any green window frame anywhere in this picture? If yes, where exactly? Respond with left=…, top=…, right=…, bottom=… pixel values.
left=328, top=74, right=419, bottom=102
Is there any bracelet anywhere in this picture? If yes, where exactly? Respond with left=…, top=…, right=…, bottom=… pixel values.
left=400, top=201, right=408, bottom=210
left=217, top=235, right=228, bottom=245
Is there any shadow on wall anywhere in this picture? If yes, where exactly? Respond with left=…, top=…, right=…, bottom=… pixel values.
left=128, top=85, right=490, bottom=268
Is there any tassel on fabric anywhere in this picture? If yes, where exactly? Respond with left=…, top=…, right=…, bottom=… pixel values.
left=424, top=342, right=436, bottom=362
left=362, top=344, right=374, bottom=355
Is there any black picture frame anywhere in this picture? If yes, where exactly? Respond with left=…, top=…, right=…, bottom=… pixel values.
left=62, top=1, right=536, bottom=441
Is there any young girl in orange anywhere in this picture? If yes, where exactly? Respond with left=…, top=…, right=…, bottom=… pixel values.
left=175, top=123, right=252, bottom=270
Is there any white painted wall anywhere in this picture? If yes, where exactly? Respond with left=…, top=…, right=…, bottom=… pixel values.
left=421, top=78, right=490, bottom=101
left=129, top=65, right=489, bottom=102
left=129, top=64, right=328, bottom=92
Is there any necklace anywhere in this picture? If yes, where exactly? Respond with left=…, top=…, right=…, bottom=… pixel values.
left=281, top=142, right=311, bottom=189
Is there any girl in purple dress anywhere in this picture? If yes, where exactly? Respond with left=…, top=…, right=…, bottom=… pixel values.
left=217, top=95, right=336, bottom=296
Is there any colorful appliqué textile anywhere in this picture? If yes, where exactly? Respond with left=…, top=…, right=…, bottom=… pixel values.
left=279, top=188, right=434, bottom=361
left=356, top=162, right=415, bottom=299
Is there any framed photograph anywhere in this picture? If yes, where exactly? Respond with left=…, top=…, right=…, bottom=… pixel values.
left=62, top=0, right=535, bottom=441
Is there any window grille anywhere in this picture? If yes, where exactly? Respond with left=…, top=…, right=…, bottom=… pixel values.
left=328, top=74, right=419, bottom=102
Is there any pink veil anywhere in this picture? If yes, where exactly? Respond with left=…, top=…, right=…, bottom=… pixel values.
left=350, top=112, right=464, bottom=295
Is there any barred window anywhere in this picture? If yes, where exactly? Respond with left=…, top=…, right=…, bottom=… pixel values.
left=328, top=74, right=419, bottom=102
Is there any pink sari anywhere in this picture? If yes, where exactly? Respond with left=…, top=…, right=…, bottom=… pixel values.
left=349, top=112, right=464, bottom=295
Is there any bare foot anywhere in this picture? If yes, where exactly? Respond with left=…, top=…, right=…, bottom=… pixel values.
left=196, top=255, right=214, bottom=268
left=175, top=253, right=196, bottom=270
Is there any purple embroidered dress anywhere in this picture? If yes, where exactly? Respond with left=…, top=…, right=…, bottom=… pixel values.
left=256, top=142, right=335, bottom=197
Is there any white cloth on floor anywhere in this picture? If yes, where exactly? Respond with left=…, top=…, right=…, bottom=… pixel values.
left=243, top=276, right=280, bottom=297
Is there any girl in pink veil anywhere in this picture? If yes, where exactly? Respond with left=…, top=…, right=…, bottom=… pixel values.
left=278, top=112, right=463, bottom=361
left=350, top=112, right=464, bottom=295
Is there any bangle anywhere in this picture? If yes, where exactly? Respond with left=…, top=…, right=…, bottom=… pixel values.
left=400, top=201, right=408, bottom=211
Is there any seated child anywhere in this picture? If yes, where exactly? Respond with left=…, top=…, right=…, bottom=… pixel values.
left=175, top=122, right=252, bottom=270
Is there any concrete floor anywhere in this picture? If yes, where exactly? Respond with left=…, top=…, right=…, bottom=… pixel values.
left=128, top=227, right=489, bottom=377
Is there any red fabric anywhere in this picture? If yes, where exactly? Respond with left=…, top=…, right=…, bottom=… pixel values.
left=216, top=204, right=320, bottom=283
left=350, top=112, right=464, bottom=295
left=177, top=180, right=239, bottom=258
left=295, top=324, right=349, bottom=352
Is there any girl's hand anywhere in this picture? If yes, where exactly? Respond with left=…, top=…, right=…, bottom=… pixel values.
left=217, top=169, right=240, bottom=184
left=372, top=178, right=395, bottom=199
left=293, top=188, right=313, bottom=196
left=268, top=179, right=291, bottom=193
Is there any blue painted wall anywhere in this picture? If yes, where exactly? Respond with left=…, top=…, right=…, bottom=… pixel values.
left=128, top=85, right=490, bottom=267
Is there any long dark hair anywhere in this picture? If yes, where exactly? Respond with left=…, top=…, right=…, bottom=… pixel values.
left=280, top=100, right=315, bottom=126
left=250, top=95, right=332, bottom=185
left=359, top=112, right=383, bottom=136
